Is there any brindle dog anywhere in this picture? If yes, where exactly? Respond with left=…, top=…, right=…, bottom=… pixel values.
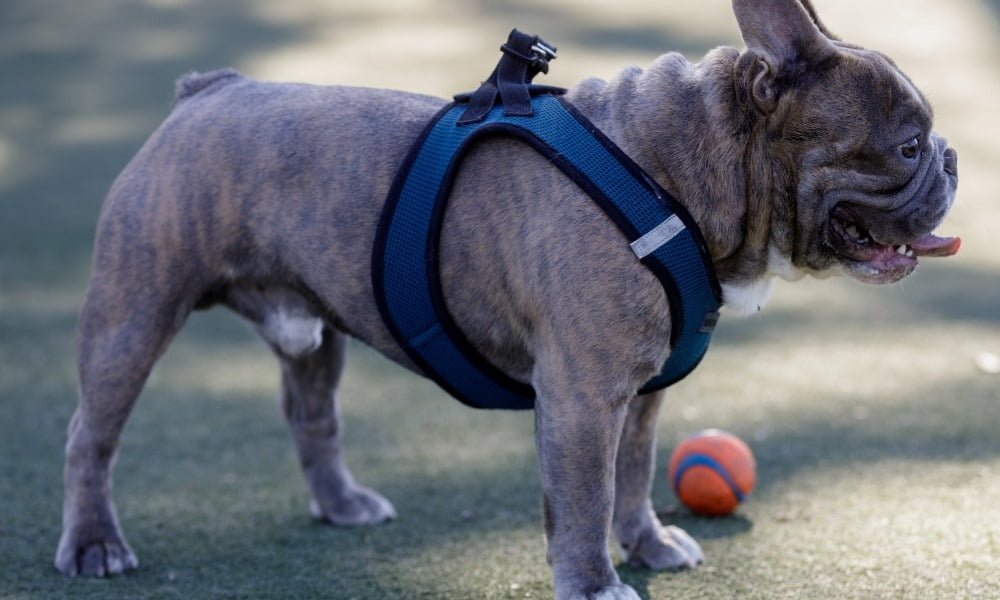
left=56, top=0, right=958, bottom=597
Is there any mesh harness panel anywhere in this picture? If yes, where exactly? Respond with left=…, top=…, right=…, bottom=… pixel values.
left=372, top=93, right=722, bottom=410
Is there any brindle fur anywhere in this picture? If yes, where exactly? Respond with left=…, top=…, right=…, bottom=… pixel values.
left=56, top=1, right=957, bottom=597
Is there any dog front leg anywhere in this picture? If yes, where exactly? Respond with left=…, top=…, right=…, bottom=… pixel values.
left=613, top=391, right=703, bottom=570
left=533, top=363, right=639, bottom=600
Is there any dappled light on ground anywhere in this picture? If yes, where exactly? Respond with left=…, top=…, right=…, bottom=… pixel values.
left=0, top=0, right=997, bottom=598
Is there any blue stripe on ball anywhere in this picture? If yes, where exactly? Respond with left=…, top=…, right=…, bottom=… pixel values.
left=672, top=453, right=745, bottom=502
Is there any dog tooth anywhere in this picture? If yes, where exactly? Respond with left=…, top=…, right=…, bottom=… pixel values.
left=846, top=225, right=860, bottom=238
left=906, top=249, right=914, bottom=257
left=896, top=245, right=907, bottom=255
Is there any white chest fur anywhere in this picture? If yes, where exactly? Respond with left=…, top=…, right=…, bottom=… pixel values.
left=721, top=278, right=776, bottom=316
left=720, top=246, right=808, bottom=317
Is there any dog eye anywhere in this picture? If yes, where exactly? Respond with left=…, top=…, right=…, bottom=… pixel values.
left=899, top=137, right=920, bottom=160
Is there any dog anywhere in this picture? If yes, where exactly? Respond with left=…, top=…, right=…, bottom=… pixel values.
left=56, top=0, right=959, bottom=598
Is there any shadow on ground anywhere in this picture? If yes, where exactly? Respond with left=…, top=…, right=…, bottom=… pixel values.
left=0, top=0, right=312, bottom=290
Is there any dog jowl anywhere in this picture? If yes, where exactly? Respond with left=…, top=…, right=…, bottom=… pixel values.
left=56, top=0, right=957, bottom=598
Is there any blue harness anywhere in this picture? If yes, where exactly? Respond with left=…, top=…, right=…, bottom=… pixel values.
left=372, top=31, right=722, bottom=410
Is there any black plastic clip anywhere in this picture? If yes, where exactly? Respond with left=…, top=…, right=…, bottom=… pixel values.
left=501, top=38, right=558, bottom=75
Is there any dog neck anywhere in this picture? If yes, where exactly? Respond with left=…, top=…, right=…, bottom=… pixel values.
left=565, top=48, right=788, bottom=313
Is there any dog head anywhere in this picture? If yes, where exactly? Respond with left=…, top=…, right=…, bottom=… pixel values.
left=734, top=0, right=959, bottom=285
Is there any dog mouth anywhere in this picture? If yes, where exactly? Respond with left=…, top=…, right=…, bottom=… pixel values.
left=828, top=204, right=960, bottom=283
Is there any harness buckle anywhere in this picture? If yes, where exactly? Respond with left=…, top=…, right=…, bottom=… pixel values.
left=500, top=35, right=558, bottom=75
left=530, top=40, right=558, bottom=71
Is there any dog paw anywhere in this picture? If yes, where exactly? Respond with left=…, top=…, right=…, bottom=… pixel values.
left=566, top=583, right=641, bottom=600
left=621, top=524, right=703, bottom=571
left=310, top=484, right=397, bottom=526
left=54, top=537, right=138, bottom=577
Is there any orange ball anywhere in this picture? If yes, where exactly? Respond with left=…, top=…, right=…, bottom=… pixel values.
left=667, top=429, right=756, bottom=516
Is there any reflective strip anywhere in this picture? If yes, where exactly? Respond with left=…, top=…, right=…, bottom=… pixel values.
left=629, top=215, right=684, bottom=259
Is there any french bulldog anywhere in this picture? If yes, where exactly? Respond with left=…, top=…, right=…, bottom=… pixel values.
left=56, top=0, right=959, bottom=597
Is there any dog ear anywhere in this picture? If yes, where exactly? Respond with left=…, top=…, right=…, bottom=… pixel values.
left=798, top=0, right=839, bottom=40
left=732, top=0, right=837, bottom=113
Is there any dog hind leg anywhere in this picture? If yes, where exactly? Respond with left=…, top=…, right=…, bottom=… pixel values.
left=612, top=391, right=703, bottom=570
left=274, top=326, right=396, bottom=526
left=56, top=266, right=193, bottom=576
left=222, top=283, right=396, bottom=526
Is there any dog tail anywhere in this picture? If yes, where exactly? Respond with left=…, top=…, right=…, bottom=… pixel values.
left=172, top=68, right=242, bottom=108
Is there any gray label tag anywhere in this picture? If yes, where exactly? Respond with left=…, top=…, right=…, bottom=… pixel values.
left=630, top=215, right=685, bottom=259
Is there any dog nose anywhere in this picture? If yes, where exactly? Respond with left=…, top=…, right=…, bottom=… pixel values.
left=943, top=147, right=958, bottom=177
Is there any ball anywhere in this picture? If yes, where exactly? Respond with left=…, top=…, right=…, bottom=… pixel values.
left=667, top=429, right=756, bottom=516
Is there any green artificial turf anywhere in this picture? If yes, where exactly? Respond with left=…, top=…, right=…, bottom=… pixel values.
left=2, top=1, right=998, bottom=598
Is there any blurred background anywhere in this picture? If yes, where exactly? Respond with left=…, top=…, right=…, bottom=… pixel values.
left=1, top=0, right=997, bottom=598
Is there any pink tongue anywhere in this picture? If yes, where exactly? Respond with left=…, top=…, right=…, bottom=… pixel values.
left=910, top=234, right=961, bottom=257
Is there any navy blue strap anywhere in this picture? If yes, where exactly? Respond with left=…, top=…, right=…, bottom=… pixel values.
left=373, top=95, right=722, bottom=410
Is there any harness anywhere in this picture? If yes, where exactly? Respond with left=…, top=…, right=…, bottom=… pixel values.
left=372, top=30, right=722, bottom=410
